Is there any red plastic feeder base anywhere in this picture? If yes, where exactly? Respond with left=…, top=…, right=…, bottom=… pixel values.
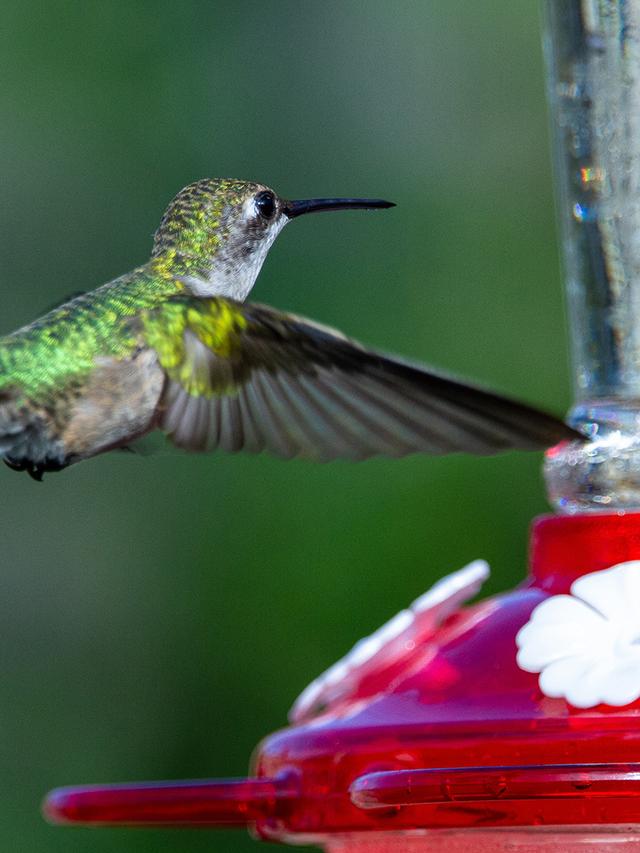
left=44, top=512, right=640, bottom=849
left=323, top=828, right=640, bottom=853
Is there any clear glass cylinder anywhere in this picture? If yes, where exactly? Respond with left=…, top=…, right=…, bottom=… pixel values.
left=542, top=0, right=640, bottom=512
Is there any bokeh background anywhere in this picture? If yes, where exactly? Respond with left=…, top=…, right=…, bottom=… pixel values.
left=0, top=2, right=570, bottom=850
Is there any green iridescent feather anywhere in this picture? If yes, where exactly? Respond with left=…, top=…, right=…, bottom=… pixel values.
left=151, top=178, right=255, bottom=278
left=141, top=297, right=248, bottom=396
left=0, top=268, right=181, bottom=403
left=0, top=178, right=255, bottom=407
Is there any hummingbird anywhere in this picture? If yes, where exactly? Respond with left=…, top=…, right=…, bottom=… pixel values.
left=0, top=178, right=577, bottom=480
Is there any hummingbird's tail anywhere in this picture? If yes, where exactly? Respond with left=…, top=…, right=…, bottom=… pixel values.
left=0, top=388, right=61, bottom=479
left=0, top=389, right=23, bottom=454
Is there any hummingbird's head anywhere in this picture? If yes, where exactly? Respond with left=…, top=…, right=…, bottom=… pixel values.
left=151, top=178, right=394, bottom=300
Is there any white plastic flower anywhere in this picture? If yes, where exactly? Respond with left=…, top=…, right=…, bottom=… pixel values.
left=516, top=561, right=640, bottom=709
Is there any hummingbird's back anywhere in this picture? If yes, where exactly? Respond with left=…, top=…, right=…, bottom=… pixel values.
left=0, top=266, right=180, bottom=403
left=0, top=265, right=183, bottom=476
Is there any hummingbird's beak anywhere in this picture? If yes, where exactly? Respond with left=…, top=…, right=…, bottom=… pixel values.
left=282, top=197, right=395, bottom=218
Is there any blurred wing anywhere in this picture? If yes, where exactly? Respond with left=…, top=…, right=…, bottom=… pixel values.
left=141, top=296, right=578, bottom=460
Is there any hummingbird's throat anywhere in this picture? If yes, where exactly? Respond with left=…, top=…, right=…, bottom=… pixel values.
left=177, top=215, right=288, bottom=300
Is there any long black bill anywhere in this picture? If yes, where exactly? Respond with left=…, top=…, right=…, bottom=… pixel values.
left=282, top=197, right=395, bottom=218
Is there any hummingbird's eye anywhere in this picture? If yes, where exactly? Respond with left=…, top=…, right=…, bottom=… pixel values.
left=254, top=191, right=276, bottom=220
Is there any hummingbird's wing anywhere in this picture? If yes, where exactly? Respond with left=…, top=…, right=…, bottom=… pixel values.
left=140, top=295, right=579, bottom=460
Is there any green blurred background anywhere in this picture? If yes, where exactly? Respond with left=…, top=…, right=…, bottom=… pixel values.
left=0, top=1, right=570, bottom=850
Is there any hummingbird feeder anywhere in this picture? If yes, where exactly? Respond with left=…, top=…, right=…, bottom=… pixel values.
left=44, top=1, right=640, bottom=850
